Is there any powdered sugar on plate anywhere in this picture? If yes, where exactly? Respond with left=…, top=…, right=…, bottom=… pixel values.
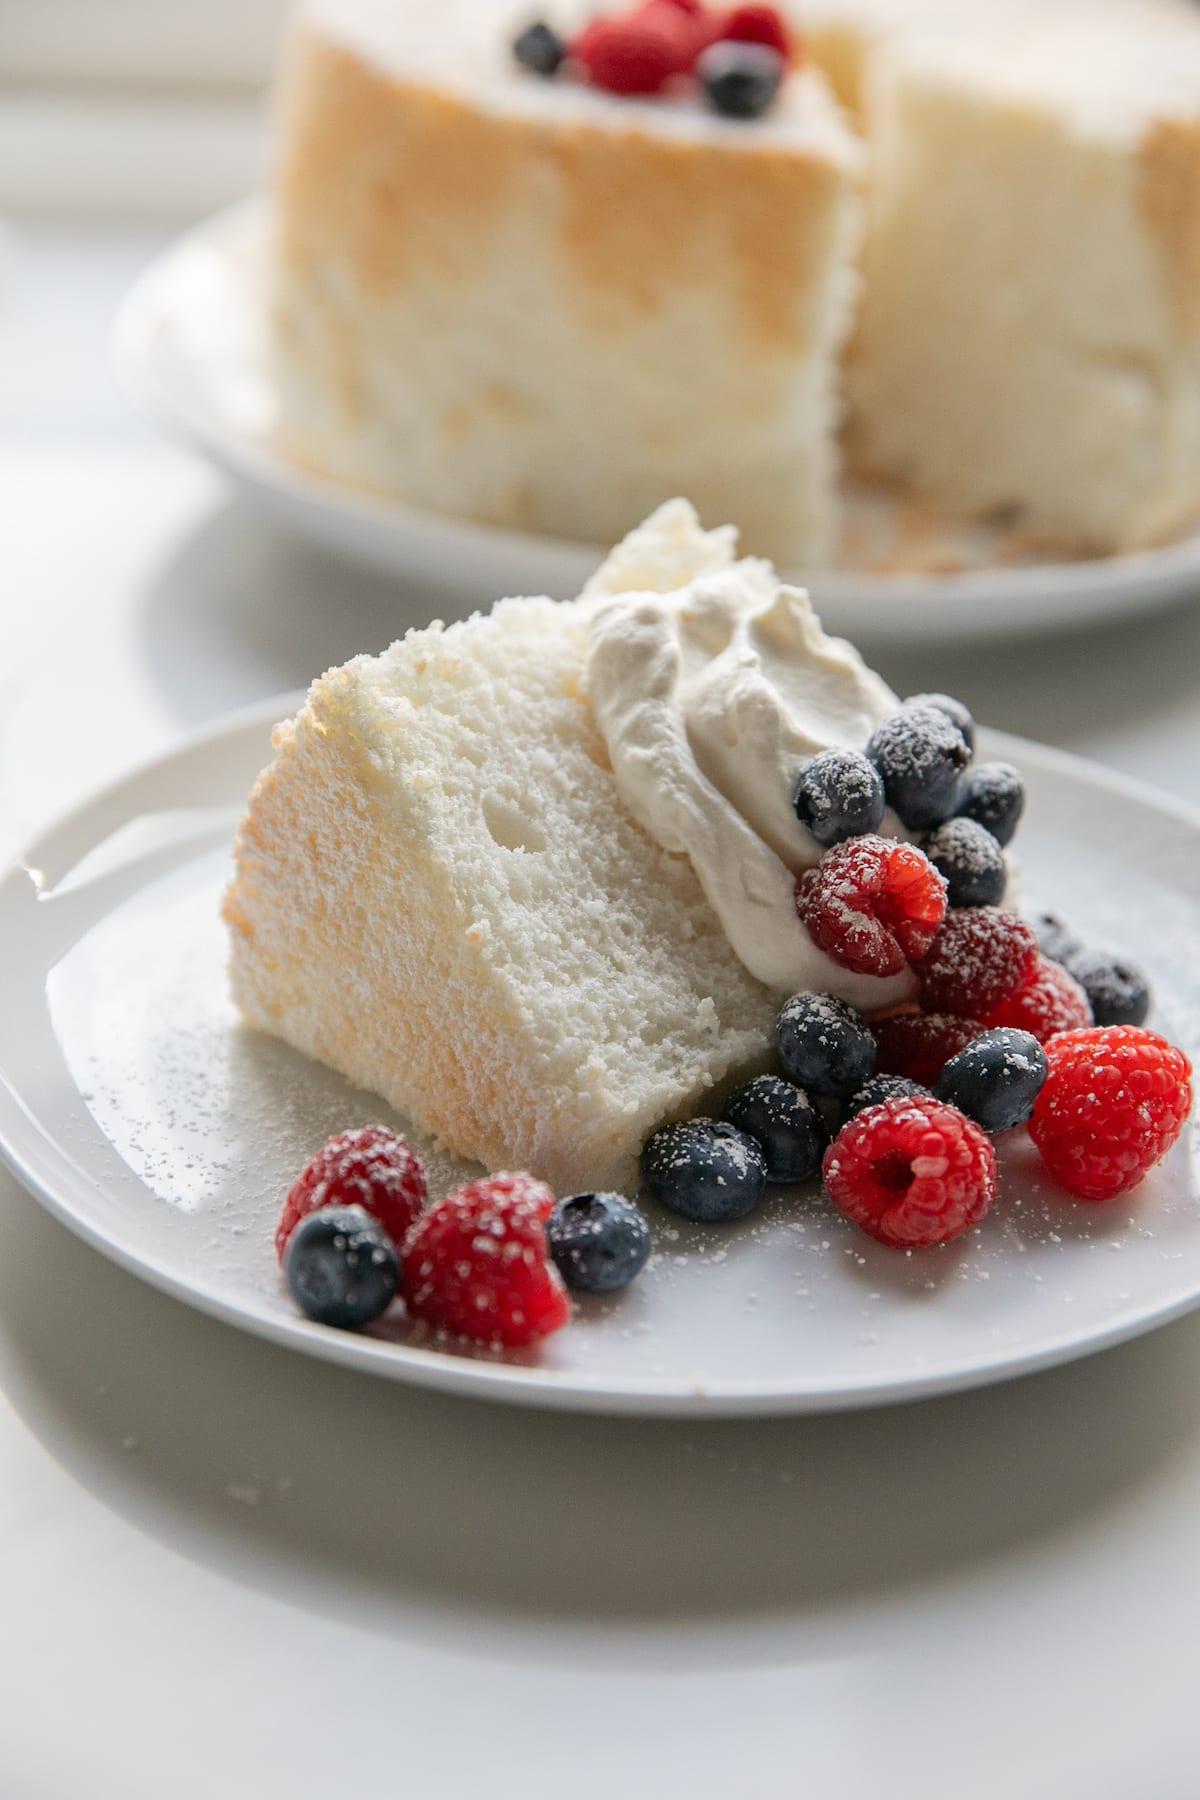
left=0, top=708, right=1196, bottom=1413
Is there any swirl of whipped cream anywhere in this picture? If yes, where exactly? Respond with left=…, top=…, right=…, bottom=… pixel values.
left=583, top=561, right=919, bottom=1012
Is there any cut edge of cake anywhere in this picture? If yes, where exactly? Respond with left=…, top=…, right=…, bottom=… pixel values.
left=845, top=8, right=1200, bottom=554
left=223, top=503, right=783, bottom=1195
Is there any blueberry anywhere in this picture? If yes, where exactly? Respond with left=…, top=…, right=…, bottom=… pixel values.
left=285, top=1205, right=398, bottom=1329
left=1034, top=911, right=1084, bottom=965
left=547, top=1191, right=651, bottom=1293
left=866, top=705, right=971, bottom=830
left=842, top=1073, right=931, bottom=1124
left=922, top=816, right=1006, bottom=908
left=793, top=749, right=886, bottom=848
left=1065, top=951, right=1151, bottom=1027
left=955, top=761, right=1025, bottom=847
left=935, top=1028, right=1047, bottom=1133
left=641, top=1119, right=767, bottom=1223
left=512, top=19, right=565, bottom=75
left=775, top=992, right=875, bottom=1099
left=722, top=1075, right=827, bottom=1183
left=699, top=42, right=783, bottom=118
left=906, top=693, right=976, bottom=756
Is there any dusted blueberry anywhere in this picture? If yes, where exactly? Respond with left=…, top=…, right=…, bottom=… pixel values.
left=512, top=19, right=566, bottom=74
left=775, top=992, right=875, bottom=1099
left=285, top=1205, right=398, bottom=1329
left=699, top=41, right=783, bottom=118
left=1066, top=951, right=1152, bottom=1028
left=548, top=1192, right=651, bottom=1293
left=866, top=705, right=970, bottom=830
left=936, top=1027, right=1047, bottom=1133
left=906, top=692, right=976, bottom=756
left=793, top=750, right=886, bottom=848
left=722, top=1075, right=827, bottom=1183
left=1035, top=911, right=1084, bottom=965
left=955, top=761, right=1025, bottom=847
left=842, top=1073, right=931, bottom=1124
left=641, top=1119, right=767, bottom=1223
left=922, top=816, right=1007, bottom=908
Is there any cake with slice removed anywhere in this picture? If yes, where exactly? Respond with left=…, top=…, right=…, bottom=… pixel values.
left=267, top=0, right=1200, bottom=569
left=223, top=501, right=912, bottom=1193
left=270, top=0, right=862, bottom=569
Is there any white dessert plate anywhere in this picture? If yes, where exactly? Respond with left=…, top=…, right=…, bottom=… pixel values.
left=2, top=696, right=1199, bottom=1417
left=113, top=201, right=1200, bottom=646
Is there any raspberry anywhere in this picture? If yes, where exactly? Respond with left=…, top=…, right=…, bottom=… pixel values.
left=714, top=3, right=793, bottom=60
left=796, top=835, right=947, bottom=977
left=918, top=907, right=1037, bottom=1017
left=1029, top=1026, right=1193, bottom=1201
left=276, top=1125, right=427, bottom=1263
left=983, top=953, right=1092, bottom=1043
left=872, top=1011, right=983, bottom=1086
left=823, top=1095, right=998, bottom=1249
left=625, top=0, right=715, bottom=69
left=573, top=13, right=685, bottom=91
left=402, top=1174, right=570, bottom=1347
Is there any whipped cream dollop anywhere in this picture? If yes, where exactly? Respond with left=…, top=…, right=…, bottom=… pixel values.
left=584, top=557, right=919, bottom=1012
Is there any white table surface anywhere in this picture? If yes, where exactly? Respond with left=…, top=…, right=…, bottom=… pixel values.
left=5, top=221, right=1200, bottom=1799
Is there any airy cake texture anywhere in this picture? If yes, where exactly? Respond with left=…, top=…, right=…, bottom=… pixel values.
left=801, top=0, right=991, bottom=114
left=225, top=506, right=788, bottom=1194
left=270, top=0, right=861, bottom=568
left=847, top=6, right=1200, bottom=553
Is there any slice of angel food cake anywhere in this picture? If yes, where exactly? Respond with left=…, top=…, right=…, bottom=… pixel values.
left=232, top=502, right=1192, bottom=1347
left=225, top=499, right=1030, bottom=1200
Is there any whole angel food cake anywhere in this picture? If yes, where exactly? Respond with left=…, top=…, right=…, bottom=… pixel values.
left=269, top=0, right=1200, bottom=565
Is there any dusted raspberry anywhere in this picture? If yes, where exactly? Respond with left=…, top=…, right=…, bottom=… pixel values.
left=573, top=13, right=684, bottom=91
left=1029, top=1025, right=1193, bottom=1202
left=797, top=835, right=947, bottom=977
left=276, top=1125, right=428, bottom=1263
left=402, top=1174, right=570, bottom=1347
left=918, top=907, right=1038, bottom=1018
left=823, top=1095, right=998, bottom=1249
left=873, top=1011, right=983, bottom=1086
left=984, top=953, right=1092, bottom=1043
left=715, top=3, right=793, bottom=60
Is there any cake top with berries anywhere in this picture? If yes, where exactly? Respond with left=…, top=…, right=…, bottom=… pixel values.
left=296, top=0, right=854, bottom=150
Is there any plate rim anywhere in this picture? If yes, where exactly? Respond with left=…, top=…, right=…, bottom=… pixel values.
left=111, top=198, right=1200, bottom=638
left=2, top=695, right=1200, bottom=1418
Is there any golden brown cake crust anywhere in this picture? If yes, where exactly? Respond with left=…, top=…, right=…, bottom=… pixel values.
left=276, top=32, right=852, bottom=357
left=1139, top=115, right=1200, bottom=339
